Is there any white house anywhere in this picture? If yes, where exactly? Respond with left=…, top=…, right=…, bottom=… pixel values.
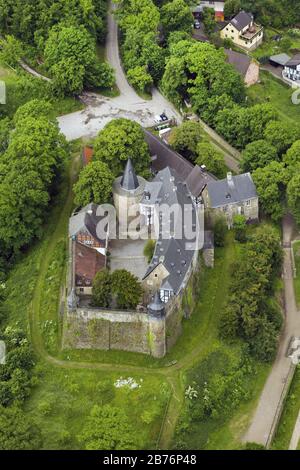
left=220, top=11, right=263, bottom=51
left=283, top=54, right=300, bottom=83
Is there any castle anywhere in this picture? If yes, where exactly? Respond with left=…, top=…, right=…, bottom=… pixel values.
left=65, top=134, right=258, bottom=358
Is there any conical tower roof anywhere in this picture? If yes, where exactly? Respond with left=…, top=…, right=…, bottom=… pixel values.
left=121, top=158, right=139, bottom=191
left=148, top=291, right=166, bottom=317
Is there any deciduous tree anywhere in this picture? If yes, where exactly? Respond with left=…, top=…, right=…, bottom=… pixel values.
left=73, top=161, right=114, bottom=207
left=93, top=119, right=151, bottom=177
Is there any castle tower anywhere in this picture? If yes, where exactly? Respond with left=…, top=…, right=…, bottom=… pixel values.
left=148, top=291, right=166, bottom=358
left=113, top=158, right=146, bottom=238
left=121, top=158, right=139, bottom=191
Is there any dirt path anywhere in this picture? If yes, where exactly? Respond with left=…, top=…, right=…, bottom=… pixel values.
left=243, top=214, right=300, bottom=447
left=19, top=59, right=51, bottom=82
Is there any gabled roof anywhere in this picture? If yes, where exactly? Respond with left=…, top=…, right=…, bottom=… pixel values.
left=230, top=11, right=253, bottom=31
left=224, top=49, right=251, bottom=77
left=206, top=173, right=257, bottom=208
left=270, top=53, right=291, bottom=67
left=121, top=158, right=139, bottom=191
left=69, top=203, right=107, bottom=244
left=144, top=131, right=194, bottom=180
left=142, top=167, right=198, bottom=295
left=144, top=131, right=215, bottom=197
left=286, top=54, right=300, bottom=67
left=75, top=242, right=106, bottom=286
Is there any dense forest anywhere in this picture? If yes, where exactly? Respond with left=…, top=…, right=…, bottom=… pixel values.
left=224, top=0, right=300, bottom=27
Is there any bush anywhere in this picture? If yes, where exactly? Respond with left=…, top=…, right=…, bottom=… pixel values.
left=213, top=217, right=227, bottom=247
left=232, top=215, right=247, bottom=243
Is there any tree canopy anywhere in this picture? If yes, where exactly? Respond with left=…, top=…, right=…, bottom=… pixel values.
left=169, top=121, right=202, bottom=161
left=0, top=100, right=69, bottom=252
left=163, top=40, right=245, bottom=112
left=44, top=25, right=114, bottom=96
left=73, top=161, right=114, bottom=207
left=0, top=406, right=42, bottom=450
left=93, top=119, right=151, bottom=177
left=78, top=404, right=137, bottom=450
left=220, top=225, right=283, bottom=362
left=196, top=142, right=226, bottom=178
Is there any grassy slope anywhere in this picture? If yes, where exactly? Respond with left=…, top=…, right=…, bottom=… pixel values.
left=1, top=146, right=273, bottom=448
left=247, top=71, right=300, bottom=123
left=172, top=234, right=272, bottom=450
left=293, top=241, right=300, bottom=308
left=272, top=368, right=300, bottom=449
left=2, top=152, right=169, bottom=449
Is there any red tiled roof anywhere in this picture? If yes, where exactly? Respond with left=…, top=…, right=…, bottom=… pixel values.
left=82, top=146, right=94, bottom=166
left=215, top=11, right=224, bottom=20
left=75, top=242, right=106, bottom=287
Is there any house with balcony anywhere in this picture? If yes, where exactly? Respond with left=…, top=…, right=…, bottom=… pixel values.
left=220, top=11, right=263, bottom=51
left=202, top=172, right=259, bottom=227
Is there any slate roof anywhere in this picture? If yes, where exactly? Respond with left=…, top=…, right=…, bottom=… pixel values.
left=75, top=242, right=106, bottom=287
left=224, top=49, right=251, bottom=77
left=206, top=173, right=257, bottom=208
left=142, top=167, right=198, bottom=295
left=69, top=203, right=107, bottom=244
left=230, top=11, right=253, bottom=31
left=148, top=291, right=166, bottom=317
left=286, top=54, right=300, bottom=67
left=144, top=130, right=194, bottom=180
left=269, top=53, right=291, bottom=67
left=185, top=165, right=213, bottom=197
left=121, top=158, right=139, bottom=191
left=144, top=130, right=215, bottom=197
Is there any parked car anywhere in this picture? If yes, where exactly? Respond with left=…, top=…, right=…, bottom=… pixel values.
left=194, top=20, right=201, bottom=29
left=154, top=113, right=169, bottom=124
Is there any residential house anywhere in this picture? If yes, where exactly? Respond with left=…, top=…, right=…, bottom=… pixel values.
left=283, top=54, right=300, bottom=83
left=220, top=11, right=263, bottom=51
left=69, top=203, right=108, bottom=256
left=202, top=172, right=259, bottom=227
left=225, top=49, right=259, bottom=86
left=192, top=1, right=225, bottom=22
left=69, top=203, right=109, bottom=296
left=74, top=242, right=106, bottom=295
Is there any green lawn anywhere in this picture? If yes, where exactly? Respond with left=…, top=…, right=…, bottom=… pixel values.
left=247, top=71, right=300, bottom=123
left=24, top=365, right=169, bottom=450
left=252, top=28, right=300, bottom=61
left=272, top=367, right=300, bottom=450
left=293, top=241, right=300, bottom=309
left=170, top=232, right=273, bottom=450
